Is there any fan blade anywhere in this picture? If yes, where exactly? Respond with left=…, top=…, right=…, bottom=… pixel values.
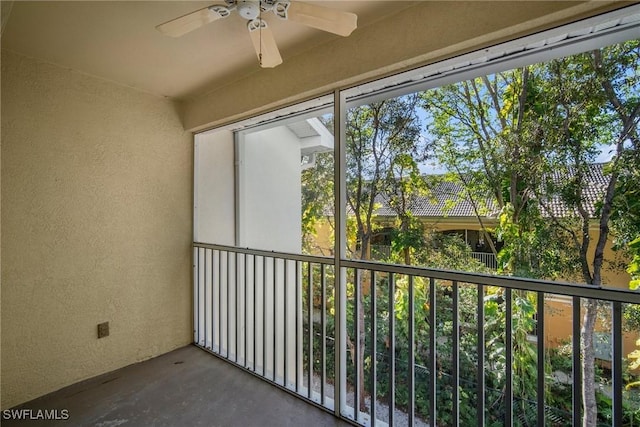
left=156, top=5, right=227, bottom=37
left=248, top=19, right=283, bottom=68
left=285, top=1, right=357, bottom=37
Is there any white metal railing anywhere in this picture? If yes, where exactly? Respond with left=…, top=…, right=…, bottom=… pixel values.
left=370, top=247, right=497, bottom=270
left=471, top=251, right=498, bottom=269
left=193, top=242, right=336, bottom=412
left=370, top=245, right=391, bottom=260
left=193, top=242, right=640, bottom=427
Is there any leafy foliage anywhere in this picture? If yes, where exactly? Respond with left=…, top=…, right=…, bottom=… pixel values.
left=301, top=151, right=334, bottom=255
left=300, top=39, right=640, bottom=426
left=346, top=94, right=424, bottom=259
left=420, top=40, right=640, bottom=426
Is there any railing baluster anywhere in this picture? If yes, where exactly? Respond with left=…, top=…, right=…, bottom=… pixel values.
left=263, top=255, right=267, bottom=377
left=273, top=257, right=278, bottom=383
left=226, top=251, right=230, bottom=359
left=195, top=247, right=200, bottom=345
left=235, top=252, right=239, bottom=363
left=354, top=267, right=361, bottom=422
left=452, top=280, right=459, bottom=427
left=209, top=249, right=216, bottom=351
left=193, top=247, right=196, bottom=344
left=336, top=263, right=345, bottom=417
left=218, top=250, right=222, bottom=354
left=208, top=249, right=216, bottom=350
left=505, top=288, right=513, bottom=427
left=537, top=291, right=545, bottom=426
left=572, top=296, right=582, bottom=427
left=388, top=272, right=395, bottom=427
left=295, top=260, right=300, bottom=393
left=253, top=254, right=257, bottom=371
left=244, top=253, right=248, bottom=366
left=202, top=247, right=206, bottom=346
left=477, top=283, right=485, bottom=426
left=370, top=270, right=377, bottom=426
left=612, top=302, right=622, bottom=427
left=284, top=258, right=289, bottom=389
left=307, top=262, right=313, bottom=400
left=321, top=264, right=327, bottom=405
left=204, top=248, right=208, bottom=349
left=429, top=277, right=437, bottom=426
left=408, top=275, right=415, bottom=427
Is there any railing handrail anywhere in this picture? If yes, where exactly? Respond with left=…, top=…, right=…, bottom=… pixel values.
left=193, top=242, right=640, bottom=304
left=194, top=242, right=334, bottom=265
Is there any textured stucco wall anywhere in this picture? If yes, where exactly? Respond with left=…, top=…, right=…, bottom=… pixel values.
left=1, top=50, right=193, bottom=409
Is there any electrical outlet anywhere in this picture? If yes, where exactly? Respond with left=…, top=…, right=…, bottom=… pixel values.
left=97, top=322, right=109, bottom=338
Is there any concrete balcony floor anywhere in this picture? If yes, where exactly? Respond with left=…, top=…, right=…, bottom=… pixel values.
left=4, top=345, right=351, bottom=427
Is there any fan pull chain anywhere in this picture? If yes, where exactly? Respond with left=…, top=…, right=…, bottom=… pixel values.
left=259, top=4, right=263, bottom=66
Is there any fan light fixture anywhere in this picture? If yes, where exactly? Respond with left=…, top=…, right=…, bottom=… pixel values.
left=156, top=0, right=358, bottom=68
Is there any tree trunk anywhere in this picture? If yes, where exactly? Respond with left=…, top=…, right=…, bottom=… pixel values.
left=403, top=247, right=411, bottom=265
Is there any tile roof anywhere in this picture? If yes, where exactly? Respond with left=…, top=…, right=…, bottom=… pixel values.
left=538, top=163, right=608, bottom=218
left=374, top=180, right=498, bottom=218
left=371, top=163, right=607, bottom=219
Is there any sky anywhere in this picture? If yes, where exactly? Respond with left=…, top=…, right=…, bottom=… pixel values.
left=418, top=143, right=616, bottom=176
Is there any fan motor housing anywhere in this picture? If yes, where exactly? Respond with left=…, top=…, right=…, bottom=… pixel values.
left=237, top=1, right=260, bottom=20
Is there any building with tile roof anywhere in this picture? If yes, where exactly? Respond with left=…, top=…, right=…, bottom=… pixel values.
left=374, top=163, right=607, bottom=220
left=315, top=163, right=626, bottom=281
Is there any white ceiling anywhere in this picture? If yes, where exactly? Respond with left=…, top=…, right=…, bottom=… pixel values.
left=1, top=1, right=417, bottom=100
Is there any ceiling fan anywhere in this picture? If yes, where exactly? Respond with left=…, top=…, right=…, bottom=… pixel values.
left=156, top=0, right=358, bottom=68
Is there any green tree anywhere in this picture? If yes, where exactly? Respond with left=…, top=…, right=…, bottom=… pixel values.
left=532, top=41, right=640, bottom=426
left=346, top=94, right=423, bottom=410
left=605, top=41, right=640, bottom=291
left=346, top=95, right=423, bottom=260
left=301, top=149, right=334, bottom=255
left=421, top=67, right=560, bottom=276
left=422, top=40, right=640, bottom=426
left=381, top=152, right=432, bottom=265
left=420, top=66, right=568, bottom=424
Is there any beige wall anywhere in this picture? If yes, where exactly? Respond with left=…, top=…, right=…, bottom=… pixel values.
left=181, top=1, right=629, bottom=131
left=545, top=299, right=639, bottom=371
left=1, top=50, right=193, bottom=408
